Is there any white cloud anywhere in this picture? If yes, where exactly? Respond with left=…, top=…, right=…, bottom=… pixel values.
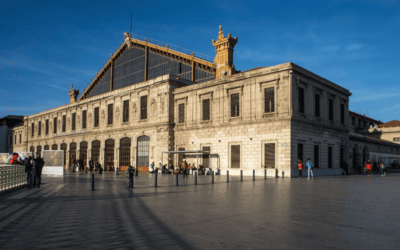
left=346, top=44, right=364, bottom=51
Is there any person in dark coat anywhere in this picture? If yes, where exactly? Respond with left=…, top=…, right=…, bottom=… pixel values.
left=128, top=165, right=134, bottom=188
left=35, top=157, right=44, bottom=188
left=32, top=157, right=40, bottom=188
left=24, top=157, right=33, bottom=189
left=98, top=162, right=103, bottom=174
left=89, top=159, right=94, bottom=171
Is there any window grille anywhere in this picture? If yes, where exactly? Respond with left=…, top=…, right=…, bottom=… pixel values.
left=61, top=143, right=67, bottom=167
left=178, top=103, right=185, bottom=123
left=394, top=138, right=400, bottom=142
left=36, top=145, right=42, bottom=158
left=297, top=143, right=304, bottom=162
left=105, top=139, right=114, bottom=171
left=120, top=137, right=131, bottom=169
left=123, top=100, right=129, bottom=122
left=82, top=110, right=87, bottom=129
left=315, top=94, right=320, bottom=117
left=62, top=115, right=66, bottom=132
left=231, top=145, right=240, bottom=168
left=264, top=143, right=275, bottom=169
left=114, top=47, right=145, bottom=91
left=231, top=93, right=240, bottom=117
left=328, top=146, right=333, bottom=168
left=178, top=147, right=185, bottom=166
left=31, top=123, right=34, bottom=137
left=298, top=88, right=305, bottom=113
left=19, top=134, right=21, bottom=144
left=202, top=99, right=210, bottom=121
left=52, top=144, right=58, bottom=150
left=30, top=146, right=35, bottom=157
left=264, top=88, right=274, bottom=113
left=69, top=143, right=77, bottom=169
left=80, top=141, right=88, bottom=169
left=329, top=99, right=334, bottom=121
left=44, top=145, right=49, bottom=150
left=203, top=146, right=210, bottom=168
left=340, top=104, right=345, bottom=124
left=38, top=121, right=41, bottom=136
left=137, top=136, right=150, bottom=169
left=72, top=113, right=76, bottom=131
left=108, top=104, right=113, bottom=125
left=141, top=95, right=147, bottom=120
left=45, top=119, right=49, bottom=135
left=314, top=145, right=319, bottom=168
left=87, top=68, right=111, bottom=99
left=94, top=107, right=99, bottom=127
left=53, top=117, right=57, bottom=133
left=91, top=140, right=100, bottom=165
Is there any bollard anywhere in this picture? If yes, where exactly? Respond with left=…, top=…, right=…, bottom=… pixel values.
left=135, top=167, right=138, bottom=176
left=253, top=169, right=255, bottom=181
left=212, top=171, right=214, bottom=184
left=176, top=172, right=179, bottom=186
left=264, top=169, right=267, bottom=179
left=240, top=170, right=243, bottom=182
left=227, top=170, right=229, bottom=183
left=92, top=173, right=94, bottom=190
left=195, top=172, right=197, bottom=185
left=155, top=171, right=157, bottom=187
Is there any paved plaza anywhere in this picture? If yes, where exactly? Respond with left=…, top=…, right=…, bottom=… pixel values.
left=0, top=172, right=399, bottom=250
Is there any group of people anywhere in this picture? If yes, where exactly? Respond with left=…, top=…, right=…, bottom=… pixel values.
left=71, top=159, right=103, bottom=174
left=23, top=156, right=45, bottom=189
left=149, top=159, right=197, bottom=178
left=363, top=161, right=387, bottom=177
left=297, top=158, right=315, bottom=179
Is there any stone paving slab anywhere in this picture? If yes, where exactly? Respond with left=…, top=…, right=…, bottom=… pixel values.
left=0, top=172, right=399, bottom=249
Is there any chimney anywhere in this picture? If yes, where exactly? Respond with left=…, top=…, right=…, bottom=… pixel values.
left=212, top=25, right=238, bottom=79
left=68, top=84, right=79, bottom=103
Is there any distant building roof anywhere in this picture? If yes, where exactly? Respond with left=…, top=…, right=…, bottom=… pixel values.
left=349, top=111, right=382, bottom=124
left=379, top=120, right=400, bottom=128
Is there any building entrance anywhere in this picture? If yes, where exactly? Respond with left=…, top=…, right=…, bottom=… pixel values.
left=137, top=136, right=150, bottom=172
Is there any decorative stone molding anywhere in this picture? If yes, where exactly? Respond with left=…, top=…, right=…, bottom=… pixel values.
left=131, top=102, right=137, bottom=119
left=101, top=110, right=106, bottom=124
left=150, top=99, right=156, bottom=116
left=115, top=107, right=121, bottom=122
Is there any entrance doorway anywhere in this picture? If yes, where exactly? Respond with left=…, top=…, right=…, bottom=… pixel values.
left=104, top=139, right=114, bottom=171
left=61, top=143, right=67, bottom=169
left=137, top=136, right=150, bottom=172
left=120, top=137, right=131, bottom=171
left=70, top=143, right=77, bottom=170
left=80, top=141, right=88, bottom=171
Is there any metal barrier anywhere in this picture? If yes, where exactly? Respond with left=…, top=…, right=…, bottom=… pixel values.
left=0, top=165, right=26, bottom=192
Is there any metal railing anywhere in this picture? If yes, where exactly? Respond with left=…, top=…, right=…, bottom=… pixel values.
left=0, top=165, right=26, bottom=191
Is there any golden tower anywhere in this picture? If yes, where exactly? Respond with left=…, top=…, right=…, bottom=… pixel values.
left=212, top=25, right=238, bottom=79
left=68, top=84, right=79, bottom=103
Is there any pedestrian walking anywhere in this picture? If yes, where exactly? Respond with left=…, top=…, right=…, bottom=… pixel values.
left=306, top=158, right=314, bottom=179
left=298, top=159, right=303, bottom=178
left=365, top=160, right=372, bottom=177
left=89, top=159, right=94, bottom=171
left=35, top=157, right=44, bottom=188
left=149, top=162, right=155, bottom=173
left=181, top=159, right=188, bottom=178
left=98, top=162, right=103, bottom=174
left=127, top=165, right=134, bottom=188
left=32, top=157, right=40, bottom=188
left=23, top=156, right=33, bottom=189
left=380, top=162, right=386, bottom=177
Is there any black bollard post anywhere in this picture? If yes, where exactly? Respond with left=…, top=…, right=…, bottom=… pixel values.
left=176, top=172, right=178, bottom=186
left=253, top=169, right=255, bottom=181
left=227, top=170, right=229, bottom=182
left=195, top=172, right=197, bottom=185
left=212, top=171, right=214, bottom=184
left=135, top=167, right=138, bottom=176
left=155, top=171, right=157, bottom=187
left=240, top=170, right=243, bottom=182
left=264, top=169, right=267, bottom=179
left=92, top=173, right=94, bottom=190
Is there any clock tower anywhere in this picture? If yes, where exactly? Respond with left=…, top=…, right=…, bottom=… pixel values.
left=212, top=26, right=238, bottom=79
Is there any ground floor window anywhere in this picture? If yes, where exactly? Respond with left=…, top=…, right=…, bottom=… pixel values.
left=105, top=139, right=114, bottom=171
left=328, top=146, right=333, bottom=168
left=231, top=145, right=240, bottom=168
left=120, top=137, right=131, bottom=171
left=70, top=143, right=77, bottom=169
left=80, top=141, right=88, bottom=170
left=61, top=143, right=67, bottom=168
left=44, top=145, right=49, bottom=151
left=264, top=143, right=275, bottom=169
left=297, top=143, right=304, bottom=163
left=137, top=136, right=150, bottom=171
left=91, top=140, right=100, bottom=165
left=36, top=145, right=42, bottom=158
left=52, top=144, right=57, bottom=150
left=30, top=146, right=35, bottom=157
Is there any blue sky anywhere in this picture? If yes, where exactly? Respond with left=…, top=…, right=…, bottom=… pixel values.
left=0, top=0, right=399, bottom=122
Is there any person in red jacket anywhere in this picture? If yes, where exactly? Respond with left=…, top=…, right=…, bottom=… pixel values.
left=365, top=160, right=372, bottom=177
left=10, top=153, right=19, bottom=164
left=298, top=159, right=303, bottom=178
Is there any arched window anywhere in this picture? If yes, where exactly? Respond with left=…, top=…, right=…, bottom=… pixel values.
left=120, top=137, right=131, bottom=171
left=30, top=146, right=35, bottom=157
left=105, top=139, right=115, bottom=171
left=137, top=136, right=150, bottom=171
left=70, top=142, right=77, bottom=169
left=60, top=143, right=67, bottom=168
left=80, top=141, right=88, bottom=170
left=52, top=144, right=58, bottom=150
left=91, top=140, right=100, bottom=165
left=44, top=145, right=50, bottom=150
left=36, top=145, right=42, bottom=158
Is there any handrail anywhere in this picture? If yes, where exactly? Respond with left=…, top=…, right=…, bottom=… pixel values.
left=0, top=165, right=26, bottom=192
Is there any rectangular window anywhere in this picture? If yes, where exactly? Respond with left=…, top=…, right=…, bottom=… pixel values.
left=53, top=117, right=57, bottom=134
left=264, top=87, right=275, bottom=113
left=38, top=121, right=41, bottom=136
left=231, top=145, right=240, bottom=168
left=231, top=93, right=240, bottom=117
left=123, top=100, right=129, bottom=122
left=178, top=103, right=185, bottom=123
left=328, top=146, right=333, bottom=168
left=340, top=104, right=345, bottom=124
left=72, top=113, right=76, bottom=131
left=202, top=99, right=210, bottom=121
left=82, top=110, right=87, bottom=129
left=363, top=121, right=367, bottom=129
left=94, top=107, right=99, bottom=127
left=141, top=95, right=148, bottom=120
left=358, top=119, right=361, bottom=128
left=45, top=119, right=49, bottom=135
left=203, top=146, right=211, bottom=168
left=298, top=88, right=305, bottom=113
left=62, top=115, right=66, bottom=132
left=264, top=143, right=275, bottom=169
left=394, top=138, right=400, bottom=141
left=31, top=123, right=34, bottom=137
left=314, top=145, right=319, bottom=168
left=329, top=99, right=334, bottom=121
left=351, top=117, right=355, bottom=126
left=297, top=143, right=304, bottom=162
left=19, top=134, right=21, bottom=144
left=108, top=104, right=113, bottom=125
left=315, top=94, right=320, bottom=117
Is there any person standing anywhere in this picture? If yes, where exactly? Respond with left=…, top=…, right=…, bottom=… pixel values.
left=23, top=157, right=33, bottom=189
left=365, top=160, right=372, bottom=177
left=380, top=162, right=386, bottom=177
left=306, top=158, right=314, bottom=179
left=35, top=157, right=44, bottom=188
left=89, top=159, right=94, bottom=172
left=181, top=159, right=188, bottom=178
left=128, top=165, right=134, bottom=188
left=298, top=159, right=303, bottom=178
left=32, top=157, right=40, bottom=188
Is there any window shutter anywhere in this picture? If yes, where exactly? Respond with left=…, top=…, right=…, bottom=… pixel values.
left=82, top=110, right=87, bottom=129
left=179, top=103, right=185, bottom=123
left=141, top=95, right=147, bottom=120
left=62, top=115, right=66, bottom=132
left=94, top=107, right=99, bottom=127
left=108, top=104, right=113, bottom=125
left=38, top=121, right=41, bottom=136
left=72, top=113, right=76, bottom=131
left=264, top=143, right=275, bottom=169
left=202, top=99, right=210, bottom=121
left=231, top=93, right=240, bottom=117
left=53, top=117, right=57, bottom=133
left=123, top=100, right=129, bottom=122
left=231, top=145, right=240, bottom=168
left=264, top=88, right=274, bottom=113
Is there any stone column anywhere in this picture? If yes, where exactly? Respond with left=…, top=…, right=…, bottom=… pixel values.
left=115, top=147, right=119, bottom=172
left=66, top=150, right=70, bottom=170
